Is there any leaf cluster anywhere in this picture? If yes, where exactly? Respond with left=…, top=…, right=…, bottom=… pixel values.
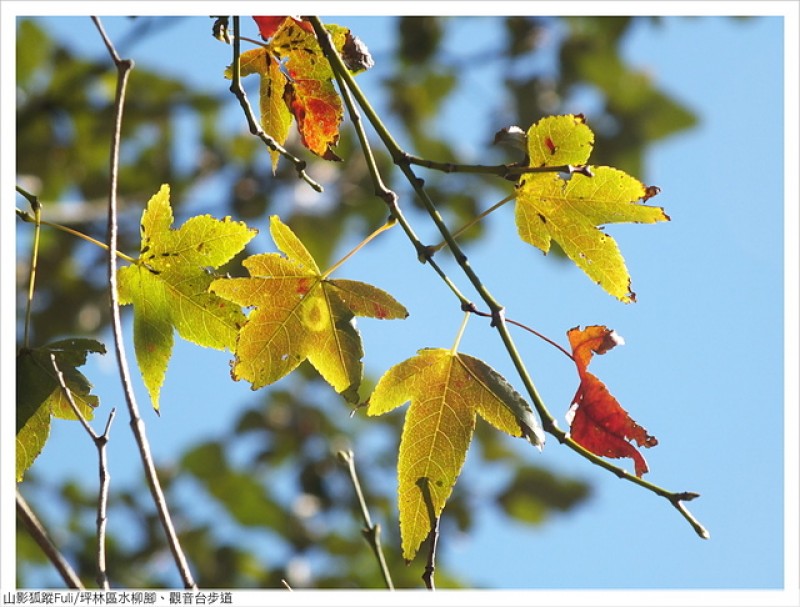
left=15, top=15, right=700, bottom=589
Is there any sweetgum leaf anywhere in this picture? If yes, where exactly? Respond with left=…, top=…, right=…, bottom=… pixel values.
left=230, top=18, right=371, bottom=165
left=232, top=47, right=292, bottom=172
left=368, top=348, right=543, bottom=561
left=16, top=338, right=105, bottom=481
left=118, top=185, right=257, bottom=411
left=210, top=215, right=407, bottom=400
left=565, top=325, right=658, bottom=477
left=515, top=114, right=669, bottom=302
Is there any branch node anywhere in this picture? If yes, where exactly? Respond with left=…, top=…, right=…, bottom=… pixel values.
left=490, top=306, right=505, bottom=328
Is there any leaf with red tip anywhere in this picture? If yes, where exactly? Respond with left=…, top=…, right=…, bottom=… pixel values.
left=252, top=16, right=313, bottom=40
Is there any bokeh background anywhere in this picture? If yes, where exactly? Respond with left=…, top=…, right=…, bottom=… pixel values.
left=7, top=6, right=796, bottom=595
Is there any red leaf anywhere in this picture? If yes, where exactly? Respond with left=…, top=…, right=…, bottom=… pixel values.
left=253, top=16, right=313, bottom=40
left=566, top=326, right=657, bottom=477
left=284, top=79, right=342, bottom=161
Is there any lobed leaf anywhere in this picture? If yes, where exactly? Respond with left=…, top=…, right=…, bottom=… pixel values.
left=515, top=115, right=669, bottom=302
left=118, top=184, right=257, bottom=411
left=230, top=17, right=372, bottom=165
left=565, top=326, right=657, bottom=477
left=210, top=216, right=407, bottom=401
left=368, top=348, right=542, bottom=561
left=16, top=338, right=105, bottom=481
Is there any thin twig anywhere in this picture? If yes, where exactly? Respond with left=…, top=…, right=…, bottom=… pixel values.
left=404, top=152, right=593, bottom=180
left=16, top=186, right=41, bottom=349
left=311, top=16, right=708, bottom=540
left=229, top=17, right=323, bottom=192
left=91, top=16, right=197, bottom=589
left=50, top=354, right=117, bottom=590
left=421, top=516, right=440, bottom=591
left=337, top=450, right=395, bottom=590
left=16, top=205, right=137, bottom=263
left=16, top=489, right=85, bottom=590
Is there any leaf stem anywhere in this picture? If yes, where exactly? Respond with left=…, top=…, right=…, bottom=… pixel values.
left=337, top=450, right=395, bottom=589
left=16, top=187, right=41, bottom=349
left=229, top=17, right=323, bottom=192
left=16, top=205, right=136, bottom=263
left=50, top=354, right=117, bottom=590
left=451, top=312, right=470, bottom=355
left=429, top=192, right=516, bottom=253
left=92, top=16, right=197, bottom=590
left=322, top=218, right=396, bottom=279
left=470, top=307, right=574, bottom=361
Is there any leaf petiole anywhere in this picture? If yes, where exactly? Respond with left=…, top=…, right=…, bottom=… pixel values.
left=322, top=218, right=396, bottom=279
left=430, top=192, right=516, bottom=253
left=16, top=207, right=136, bottom=264
left=18, top=189, right=42, bottom=349
left=451, top=311, right=470, bottom=354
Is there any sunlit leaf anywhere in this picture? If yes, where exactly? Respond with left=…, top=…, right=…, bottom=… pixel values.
left=368, top=348, right=543, bottom=561
left=210, top=215, right=407, bottom=401
left=229, top=17, right=372, bottom=165
left=16, top=338, right=105, bottom=481
left=233, top=47, right=292, bottom=172
left=565, top=325, right=657, bottom=476
left=515, top=114, right=669, bottom=302
left=118, top=184, right=257, bottom=411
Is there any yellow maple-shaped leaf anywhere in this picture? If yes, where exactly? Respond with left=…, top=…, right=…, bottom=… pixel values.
left=118, top=185, right=257, bottom=411
left=210, top=216, right=407, bottom=401
left=236, top=47, right=292, bottom=172
left=368, top=348, right=543, bottom=561
left=516, top=114, right=669, bottom=302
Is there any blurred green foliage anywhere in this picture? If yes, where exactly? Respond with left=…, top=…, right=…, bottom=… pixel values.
left=15, top=16, right=696, bottom=589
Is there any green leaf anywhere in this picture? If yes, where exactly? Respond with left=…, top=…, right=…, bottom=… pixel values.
left=117, top=184, right=257, bottom=411
left=516, top=114, right=669, bottom=302
left=210, top=215, right=407, bottom=401
left=368, top=348, right=542, bottom=561
left=16, top=338, right=106, bottom=482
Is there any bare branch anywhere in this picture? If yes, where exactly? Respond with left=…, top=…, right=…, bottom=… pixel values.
left=16, top=489, right=85, bottom=590
left=91, top=15, right=197, bottom=590
left=337, top=450, right=395, bottom=590
left=50, top=354, right=117, bottom=589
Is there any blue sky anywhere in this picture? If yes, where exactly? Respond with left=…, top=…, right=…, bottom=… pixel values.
left=4, top=2, right=799, bottom=602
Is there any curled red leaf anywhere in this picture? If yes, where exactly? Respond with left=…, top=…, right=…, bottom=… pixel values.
left=566, top=326, right=657, bottom=477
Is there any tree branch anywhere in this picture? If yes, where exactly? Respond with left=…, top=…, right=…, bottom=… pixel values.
left=403, top=152, right=593, bottom=180
left=337, top=450, right=395, bottom=590
left=311, top=17, right=473, bottom=310
left=91, top=16, right=198, bottom=589
left=310, top=15, right=708, bottom=540
left=16, top=489, right=85, bottom=590
left=50, top=354, right=116, bottom=589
